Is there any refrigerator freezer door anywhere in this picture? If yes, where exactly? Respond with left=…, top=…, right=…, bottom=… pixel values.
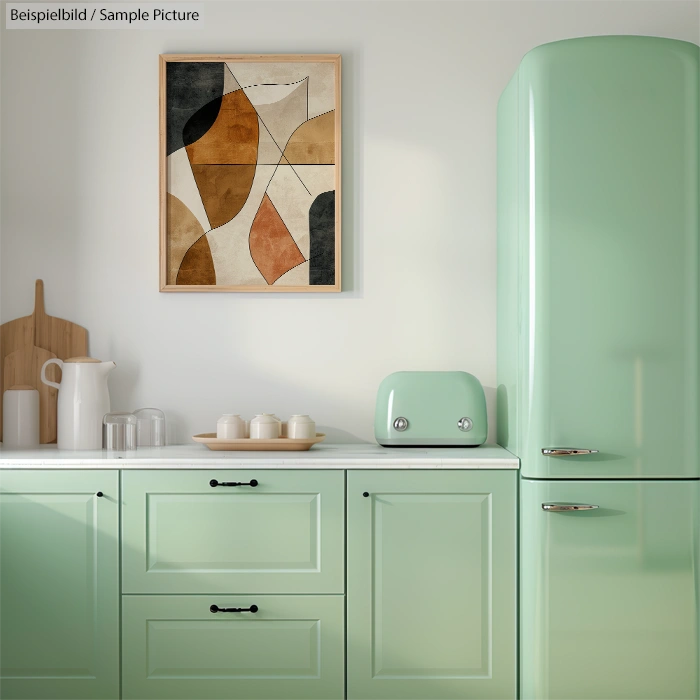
left=500, top=37, right=700, bottom=478
left=521, top=478, right=700, bottom=700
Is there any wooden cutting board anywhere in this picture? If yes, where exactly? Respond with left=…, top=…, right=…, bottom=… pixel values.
left=32, top=280, right=88, bottom=362
left=3, top=346, right=59, bottom=443
left=0, top=280, right=88, bottom=441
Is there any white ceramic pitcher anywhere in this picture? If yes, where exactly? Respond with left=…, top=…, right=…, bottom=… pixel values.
left=41, top=357, right=116, bottom=450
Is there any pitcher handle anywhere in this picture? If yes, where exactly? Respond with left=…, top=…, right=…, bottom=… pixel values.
left=41, top=358, right=63, bottom=390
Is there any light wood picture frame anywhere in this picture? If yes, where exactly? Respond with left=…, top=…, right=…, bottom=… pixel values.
left=160, top=54, right=341, bottom=292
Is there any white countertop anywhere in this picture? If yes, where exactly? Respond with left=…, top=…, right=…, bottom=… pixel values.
left=0, top=443, right=519, bottom=469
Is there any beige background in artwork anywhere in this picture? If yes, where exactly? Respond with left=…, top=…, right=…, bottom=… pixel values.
left=1, top=1, right=698, bottom=443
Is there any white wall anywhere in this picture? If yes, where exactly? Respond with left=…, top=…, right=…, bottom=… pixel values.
left=2, top=1, right=699, bottom=444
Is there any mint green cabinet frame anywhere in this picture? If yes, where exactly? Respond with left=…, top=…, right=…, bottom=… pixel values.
left=346, top=470, right=517, bottom=699
left=0, top=470, right=119, bottom=699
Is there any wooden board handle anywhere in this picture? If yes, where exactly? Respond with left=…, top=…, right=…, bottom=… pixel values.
left=33, top=280, right=46, bottom=324
left=27, top=278, right=89, bottom=370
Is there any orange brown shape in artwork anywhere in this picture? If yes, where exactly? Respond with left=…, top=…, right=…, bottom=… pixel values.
left=186, top=90, right=259, bottom=165
left=250, top=194, right=305, bottom=284
left=176, top=234, right=216, bottom=285
left=190, top=164, right=256, bottom=229
left=185, top=89, right=260, bottom=231
left=167, top=193, right=206, bottom=285
left=282, top=111, right=335, bottom=165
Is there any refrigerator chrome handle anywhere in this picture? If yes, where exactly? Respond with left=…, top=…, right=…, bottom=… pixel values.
left=541, top=448, right=599, bottom=456
left=542, top=503, right=599, bottom=512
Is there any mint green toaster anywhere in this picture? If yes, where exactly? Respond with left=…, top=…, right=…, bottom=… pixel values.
left=374, top=371, right=487, bottom=446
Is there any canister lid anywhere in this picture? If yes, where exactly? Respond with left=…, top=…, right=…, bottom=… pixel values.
left=65, top=356, right=101, bottom=363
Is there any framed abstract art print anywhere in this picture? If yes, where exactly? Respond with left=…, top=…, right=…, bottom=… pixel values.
left=160, top=54, right=341, bottom=292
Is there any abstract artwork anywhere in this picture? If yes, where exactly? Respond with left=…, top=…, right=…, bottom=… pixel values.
left=160, top=54, right=341, bottom=292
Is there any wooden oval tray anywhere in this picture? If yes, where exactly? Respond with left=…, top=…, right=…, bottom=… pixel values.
left=192, top=433, right=326, bottom=451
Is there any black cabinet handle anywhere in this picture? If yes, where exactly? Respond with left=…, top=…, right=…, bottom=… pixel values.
left=210, top=604, right=258, bottom=614
left=209, top=479, right=258, bottom=488
left=362, top=492, right=369, bottom=497
left=96, top=492, right=104, bottom=498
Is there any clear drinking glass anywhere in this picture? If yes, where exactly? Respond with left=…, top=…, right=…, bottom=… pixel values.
left=103, top=412, right=137, bottom=451
left=133, top=407, right=166, bottom=447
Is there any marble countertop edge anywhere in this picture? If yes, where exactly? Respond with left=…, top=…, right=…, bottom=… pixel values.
left=0, top=443, right=520, bottom=469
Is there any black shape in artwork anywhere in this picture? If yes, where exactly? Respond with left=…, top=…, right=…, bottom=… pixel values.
left=182, top=95, right=223, bottom=150
left=166, top=62, right=225, bottom=156
left=309, top=191, right=335, bottom=285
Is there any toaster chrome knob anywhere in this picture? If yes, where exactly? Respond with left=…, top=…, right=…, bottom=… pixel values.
left=458, top=417, right=473, bottom=432
left=393, top=417, right=409, bottom=432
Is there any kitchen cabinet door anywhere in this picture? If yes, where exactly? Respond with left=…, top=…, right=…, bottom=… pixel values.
left=0, top=470, right=119, bottom=699
left=122, top=470, right=344, bottom=593
left=346, top=470, right=517, bottom=700
left=521, top=478, right=700, bottom=699
left=122, top=594, right=344, bottom=699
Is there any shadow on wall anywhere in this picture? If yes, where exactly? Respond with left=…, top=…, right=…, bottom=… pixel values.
left=340, top=47, right=362, bottom=297
left=483, top=384, right=497, bottom=445
left=496, top=384, right=508, bottom=446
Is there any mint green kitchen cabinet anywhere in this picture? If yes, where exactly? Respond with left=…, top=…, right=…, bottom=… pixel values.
left=122, top=594, right=344, bottom=699
left=521, top=478, right=700, bottom=700
left=0, top=470, right=119, bottom=700
left=122, top=470, right=344, bottom=594
left=346, top=470, right=517, bottom=700
left=0, top=464, right=519, bottom=700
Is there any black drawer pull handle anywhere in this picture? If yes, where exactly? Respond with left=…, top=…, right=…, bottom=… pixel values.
left=362, top=492, right=369, bottom=497
left=96, top=492, right=104, bottom=498
left=209, top=479, right=258, bottom=488
left=210, top=604, right=258, bottom=614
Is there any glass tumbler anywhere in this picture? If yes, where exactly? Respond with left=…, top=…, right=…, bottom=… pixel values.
left=103, top=412, right=137, bottom=451
left=134, top=407, right=166, bottom=447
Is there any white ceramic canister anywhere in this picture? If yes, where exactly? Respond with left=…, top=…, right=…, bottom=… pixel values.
left=287, top=414, right=316, bottom=439
left=2, top=385, right=40, bottom=448
left=271, top=414, right=283, bottom=436
left=250, top=413, right=280, bottom=439
left=217, top=414, right=246, bottom=439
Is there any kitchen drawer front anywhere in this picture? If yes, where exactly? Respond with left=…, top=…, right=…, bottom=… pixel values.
left=122, top=594, right=344, bottom=699
left=122, top=470, right=344, bottom=593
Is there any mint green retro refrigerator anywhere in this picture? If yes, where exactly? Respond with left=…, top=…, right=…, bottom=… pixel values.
left=497, top=36, right=700, bottom=699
